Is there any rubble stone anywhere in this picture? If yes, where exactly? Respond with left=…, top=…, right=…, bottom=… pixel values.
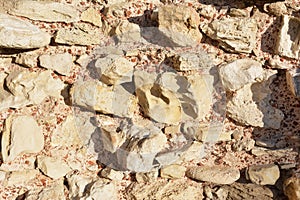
left=246, top=164, right=280, bottom=185
left=286, top=69, right=300, bottom=98
left=81, top=7, right=102, bottom=27
left=160, top=164, right=186, bottom=179
left=37, top=156, right=72, bottom=179
left=39, top=53, right=73, bottom=76
left=284, top=176, right=300, bottom=200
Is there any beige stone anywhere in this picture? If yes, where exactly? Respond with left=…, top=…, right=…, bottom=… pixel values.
left=39, top=53, right=73, bottom=76
left=112, top=20, right=143, bottom=43
left=135, top=170, right=158, bottom=183
left=284, top=176, right=300, bottom=200
left=95, top=55, right=134, bottom=85
left=286, top=69, right=300, bottom=98
left=15, top=52, right=39, bottom=68
left=246, top=164, right=280, bottom=185
left=86, top=179, right=117, bottom=200
left=9, top=0, right=79, bottom=22
left=100, top=167, right=124, bottom=181
left=186, top=166, right=240, bottom=184
left=3, top=170, right=39, bottom=186
left=55, top=23, right=102, bottom=45
left=0, top=13, right=51, bottom=49
left=276, top=15, right=300, bottom=59
left=158, top=5, right=202, bottom=47
left=227, top=71, right=284, bottom=129
left=37, top=156, right=72, bottom=179
left=202, top=18, right=257, bottom=53
left=81, top=7, right=102, bottom=27
left=219, top=59, right=265, bottom=91
left=126, top=179, right=203, bottom=200
left=160, top=164, right=186, bottom=179
left=1, top=115, right=44, bottom=162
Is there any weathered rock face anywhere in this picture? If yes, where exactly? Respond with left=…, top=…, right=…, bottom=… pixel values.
left=246, top=164, right=280, bottom=185
left=15, top=51, right=39, bottom=68
left=160, top=164, right=186, bottom=179
left=70, top=80, right=136, bottom=117
left=286, top=68, right=300, bottom=98
left=134, top=71, right=213, bottom=124
left=126, top=179, right=204, bottom=200
left=5, top=70, right=65, bottom=105
left=157, top=5, right=202, bottom=47
left=227, top=71, right=284, bottom=129
left=39, top=53, right=73, bottom=76
left=100, top=167, right=124, bottom=181
left=55, top=24, right=102, bottom=45
left=218, top=59, right=265, bottom=91
left=221, top=182, right=274, bottom=199
left=24, top=179, right=65, bottom=200
left=37, top=156, right=72, bottom=179
left=81, top=7, right=102, bottom=27
left=3, top=169, right=39, bottom=187
left=276, top=15, right=300, bottom=59
left=186, top=166, right=240, bottom=184
left=1, top=115, right=44, bottom=162
left=0, top=13, right=51, bottom=49
left=9, top=0, right=79, bottom=22
left=94, top=55, right=135, bottom=85
left=202, top=17, right=257, bottom=53
left=284, top=177, right=300, bottom=200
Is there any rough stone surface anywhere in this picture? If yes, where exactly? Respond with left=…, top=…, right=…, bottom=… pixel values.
left=0, top=13, right=51, bottom=49
left=227, top=71, right=284, bottom=129
left=3, top=170, right=39, bottom=187
left=112, top=20, right=143, bottom=43
left=5, top=70, right=65, bottom=105
left=135, top=170, right=158, bottom=183
left=100, top=167, right=124, bottom=181
left=246, top=164, right=280, bottom=185
left=94, top=55, right=134, bottom=85
left=9, top=0, right=79, bottom=22
left=126, top=179, right=204, bottom=200
left=81, top=7, right=102, bottom=27
left=1, top=115, right=44, bottom=162
left=221, top=182, right=274, bottom=199
left=37, top=156, right=72, bottom=179
left=286, top=69, right=300, bottom=98
left=186, top=166, right=240, bottom=184
left=265, top=2, right=287, bottom=16
left=284, top=177, right=300, bottom=200
left=70, top=80, right=136, bottom=117
left=55, top=23, right=102, bottom=45
left=39, top=53, right=73, bottom=76
left=218, top=59, right=265, bottom=91
left=276, top=15, right=300, bottom=59
left=157, top=5, right=202, bottom=47
left=202, top=17, right=257, bottom=53
left=15, top=51, right=39, bottom=68
left=160, top=164, right=186, bottom=179
left=24, top=179, right=65, bottom=200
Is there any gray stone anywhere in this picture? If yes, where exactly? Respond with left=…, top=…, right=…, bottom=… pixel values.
left=37, top=156, right=72, bottom=179
left=160, top=164, right=186, bottom=179
left=126, top=179, right=204, bottom=200
left=9, top=0, right=79, bottom=22
left=39, top=53, right=73, bottom=76
left=186, top=166, right=240, bottom=184
left=55, top=23, right=103, bottom=45
left=1, top=115, right=44, bottom=162
left=218, top=59, right=265, bottom=91
left=202, top=17, right=257, bottom=53
left=227, top=71, right=284, bottom=129
left=0, top=13, right=51, bottom=49
left=276, top=15, right=300, bottom=59
left=246, top=164, right=280, bottom=185
left=284, top=176, right=300, bottom=200
left=157, top=5, right=202, bottom=47
left=286, top=69, right=300, bottom=98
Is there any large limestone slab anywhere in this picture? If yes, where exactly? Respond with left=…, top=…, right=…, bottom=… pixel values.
left=1, top=115, right=44, bottom=162
left=157, top=5, right=202, bottom=47
left=227, top=71, right=284, bottom=129
left=276, top=15, right=300, bottom=59
left=0, top=13, right=51, bottom=49
left=9, top=0, right=79, bottom=22
left=202, top=17, right=257, bottom=53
